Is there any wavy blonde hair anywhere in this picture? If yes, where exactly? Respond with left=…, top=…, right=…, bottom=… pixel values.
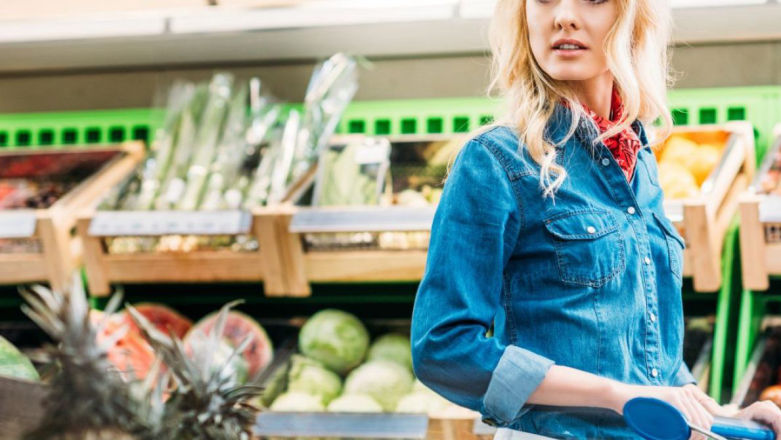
left=488, top=0, right=673, bottom=198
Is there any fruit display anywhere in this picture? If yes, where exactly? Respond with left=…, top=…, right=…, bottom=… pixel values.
left=20, top=280, right=263, bottom=439
left=99, top=53, right=358, bottom=255
left=263, top=308, right=463, bottom=418
left=655, top=131, right=729, bottom=199
left=302, top=136, right=457, bottom=252
left=738, top=327, right=781, bottom=407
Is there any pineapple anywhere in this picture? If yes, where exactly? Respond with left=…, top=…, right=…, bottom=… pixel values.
left=126, top=300, right=262, bottom=440
left=21, top=277, right=262, bottom=440
left=20, top=276, right=156, bottom=440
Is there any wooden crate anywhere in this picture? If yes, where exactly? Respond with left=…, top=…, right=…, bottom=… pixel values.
left=78, top=167, right=317, bottom=297
left=276, top=124, right=755, bottom=295
left=659, top=122, right=756, bottom=292
left=739, top=124, right=781, bottom=290
left=0, top=142, right=144, bottom=292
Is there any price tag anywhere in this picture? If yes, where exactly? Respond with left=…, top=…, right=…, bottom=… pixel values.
left=760, top=196, right=781, bottom=223
left=0, top=210, right=37, bottom=238
left=353, top=141, right=390, bottom=165
left=89, top=210, right=252, bottom=237
left=662, top=200, right=683, bottom=223
left=290, top=206, right=435, bottom=233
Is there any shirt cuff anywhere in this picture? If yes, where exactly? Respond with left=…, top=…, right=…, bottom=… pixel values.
left=480, top=345, right=555, bottom=427
left=675, top=362, right=697, bottom=386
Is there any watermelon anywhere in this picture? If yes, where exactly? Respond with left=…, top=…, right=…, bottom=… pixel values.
left=0, top=335, right=38, bottom=381
left=185, top=311, right=273, bottom=379
left=123, top=303, right=192, bottom=339
left=91, top=309, right=155, bottom=381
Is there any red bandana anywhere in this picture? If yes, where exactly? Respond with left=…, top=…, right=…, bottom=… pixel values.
left=581, top=87, right=642, bottom=181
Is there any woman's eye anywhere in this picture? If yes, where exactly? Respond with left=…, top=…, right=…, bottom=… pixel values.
left=586, top=0, right=609, bottom=4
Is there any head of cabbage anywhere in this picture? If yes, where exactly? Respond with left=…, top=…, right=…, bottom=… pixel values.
left=299, top=309, right=369, bottom=375
left=270, top=391, right=325, bottom=412
left=367, top=333, right=411, bottom=370
left=286, top=355, right=342, bottom=405
left=344, top=360, right=413, bottom=411
left=326, top=394, right=383, bottom=413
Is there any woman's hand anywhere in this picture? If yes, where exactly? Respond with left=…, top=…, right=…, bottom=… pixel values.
left=613, top=383, right=720, bottom=439
left=734, top=400, right=781, bottom=439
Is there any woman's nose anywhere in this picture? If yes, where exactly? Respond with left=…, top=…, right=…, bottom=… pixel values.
left=553, top=0, right=581, bottom=31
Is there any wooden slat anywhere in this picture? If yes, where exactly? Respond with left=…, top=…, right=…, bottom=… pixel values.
left=53, top=142, right=145, bottom=225
left=741, top=195, right=769, bottom=290
left=684, top=201, right=721, bottom=292
left=0, top=254, right=47, bottom=282
left=103, top=252, right=265, bottom=283
left=255, top=207, right=310, bottom=297
left=78, top=216, right=112, bottom=296
left=765, top=243, right=781, bottom=275
left=305, top=250, right=427, bottom=282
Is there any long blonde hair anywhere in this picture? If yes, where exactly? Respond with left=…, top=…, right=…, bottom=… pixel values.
left=488, top=0, right=673, bottom=198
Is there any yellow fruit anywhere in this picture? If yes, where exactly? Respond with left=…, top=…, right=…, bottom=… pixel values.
left=660, top=136, right=699, bottom=169
left=689, top=143, right=721, bottom=185
left=658, top=161, right=699, bottom=199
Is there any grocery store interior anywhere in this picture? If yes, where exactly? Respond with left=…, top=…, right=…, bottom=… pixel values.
left=4, top=0, right=781, bottom=439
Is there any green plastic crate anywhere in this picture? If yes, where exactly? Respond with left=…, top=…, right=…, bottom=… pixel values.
left=0, top=108, right=164, bottom=149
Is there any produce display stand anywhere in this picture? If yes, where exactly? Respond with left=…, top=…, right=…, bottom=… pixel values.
left=77, top=167, right=318, bottom=298
left=662, top=122, right=755, bottom=293
left=0, top=142, right=144, bottom=292
left=683, top=219, right=744, bottom=402
left=732, top=127, right=781, bottom=406
left=739, top=125, right=781, bottom=292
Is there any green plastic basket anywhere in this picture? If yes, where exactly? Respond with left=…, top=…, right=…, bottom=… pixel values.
left=0, top=108, right=164, bottom=149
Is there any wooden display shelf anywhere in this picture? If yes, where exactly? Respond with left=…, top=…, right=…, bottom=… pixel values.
left=662, top=121, right=756, bottom=292
left=0, top=142, right=144, bottom=292
left=739, top=124, right=781, bottom=291
left=78, top=167, right=317, bottom=298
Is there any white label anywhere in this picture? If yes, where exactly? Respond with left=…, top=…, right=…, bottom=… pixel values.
left=89, top=210, right=252, bottom=237
left=354, top=144, right=390, bottom=165
left=0, top=210, right=37, bottom=238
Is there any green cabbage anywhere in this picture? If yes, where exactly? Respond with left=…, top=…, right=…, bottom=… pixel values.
left=326, top=394, right=383, bottom=413
left=395, top=391, right=450, bottom=415
left=270, top=391, right=325, bottom=412
left=287, top=355, right=342, bottom=405
left=299, top=309, right=369, bottom=374
left=343, top=361, right=413, bottom=411
left=367, top=333, right=412, bottom=370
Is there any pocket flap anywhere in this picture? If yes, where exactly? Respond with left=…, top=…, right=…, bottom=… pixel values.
left=652, top=212, right=686, bottom=248
left=544, top=210, right=618, bottom=240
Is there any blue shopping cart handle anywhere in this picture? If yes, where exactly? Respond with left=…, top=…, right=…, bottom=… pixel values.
left=624, top=397, right=776, bottom=440
left=712, top=416, right=775, bottom=440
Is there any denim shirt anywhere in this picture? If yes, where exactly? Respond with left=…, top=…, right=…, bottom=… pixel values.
left=411, top=106, right=696, bottom=439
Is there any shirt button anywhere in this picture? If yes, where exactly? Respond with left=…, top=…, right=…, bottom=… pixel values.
left=587, top=226, right=597, bottom=234
left=651, top=368, right=659, bottom=378
left=644, top=257, right=651, bottom=265
left=650, top=313, right=657, bottom=323
left=627, top=207, right=636, bottom=215
left=601, top=158, right=610, bottom=166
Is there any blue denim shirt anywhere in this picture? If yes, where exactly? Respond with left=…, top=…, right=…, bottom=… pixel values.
left=411, top=106, right=696, bottom=439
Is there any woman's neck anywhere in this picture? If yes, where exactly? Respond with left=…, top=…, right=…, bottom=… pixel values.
left=571, top=72, right=615, bottom=120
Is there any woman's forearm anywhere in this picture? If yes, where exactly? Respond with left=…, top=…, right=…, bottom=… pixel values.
left=526, top=365, right=627, bottom=413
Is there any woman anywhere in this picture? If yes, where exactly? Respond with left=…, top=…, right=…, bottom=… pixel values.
left=410, top=0, right=781, bottom=438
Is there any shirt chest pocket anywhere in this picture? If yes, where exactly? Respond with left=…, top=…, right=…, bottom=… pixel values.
left=543, top=210, right=626, bottom=288
left=652, top=212, right=686, bottom=282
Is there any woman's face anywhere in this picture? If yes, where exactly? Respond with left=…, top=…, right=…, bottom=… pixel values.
left=526, top=0, right=619, bottom=82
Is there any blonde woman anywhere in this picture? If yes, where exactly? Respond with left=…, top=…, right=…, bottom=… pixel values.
left=411, top=0, right=781, bottom=438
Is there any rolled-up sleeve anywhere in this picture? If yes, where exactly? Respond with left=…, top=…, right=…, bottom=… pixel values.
left=411, top=138, right=554, bottom=427
left=674, top=362, right=697, bottom=386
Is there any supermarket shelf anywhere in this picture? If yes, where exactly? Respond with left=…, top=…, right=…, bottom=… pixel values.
left=1, top=1, right=781, bottom=72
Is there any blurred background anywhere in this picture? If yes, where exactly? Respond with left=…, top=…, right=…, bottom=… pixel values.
left=0, top=0, right=780, bottom=112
